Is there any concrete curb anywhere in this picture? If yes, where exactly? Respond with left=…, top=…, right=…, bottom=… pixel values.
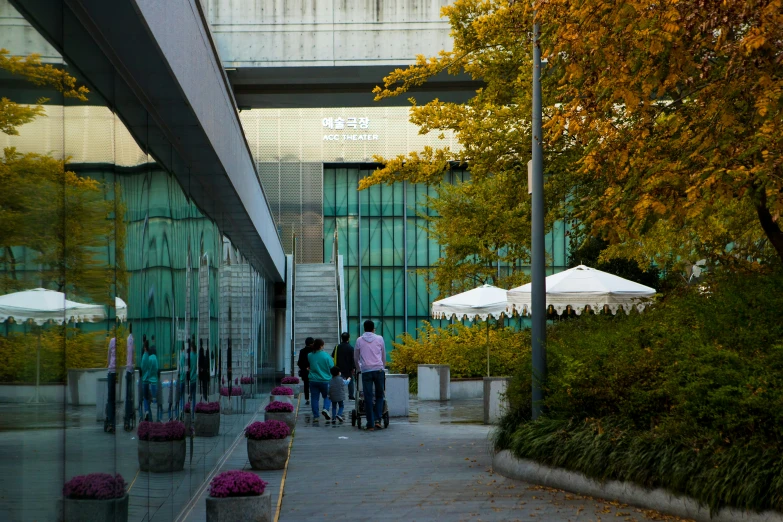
left=492, top=450, right=783, bottom=522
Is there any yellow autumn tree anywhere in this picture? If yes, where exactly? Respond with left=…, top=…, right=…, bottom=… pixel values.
left=366, top=0, right=783, bottom=274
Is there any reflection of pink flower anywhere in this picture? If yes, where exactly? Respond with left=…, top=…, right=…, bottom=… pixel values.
left=235, top=377, right=239, bottom=385
left=244, top=420, right=290, bottom=440
left=271, top=386, right=294, bottom=396
left=63, top=473, right=125, bottom=500
left=209, top=470, right=266, bottom=498
left=281, top=376, right=300, bottom=384
left=138, top=420, right=186, bottom=441
left=222, top=377, right=226, bottom=384
left=240, top=376, right=253, bottom=384
left=220, top=386, right=243, bottom=396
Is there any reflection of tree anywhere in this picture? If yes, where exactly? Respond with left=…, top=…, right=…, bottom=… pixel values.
left=1, top=49, right=126, bottom=307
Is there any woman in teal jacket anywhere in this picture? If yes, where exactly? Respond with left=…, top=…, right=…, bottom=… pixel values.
left=147, top=347, right=160, bottom=422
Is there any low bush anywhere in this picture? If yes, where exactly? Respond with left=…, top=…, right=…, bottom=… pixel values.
left=494, top=272, right=783, bottom=514
left=209, top=471, right=267, bottom=498
left=245, top=420, right=290, bottom=440
left=265, top=401, right=294, bottom=413
left=389, top=321, right=529, bottom=379
left=184, top=401, right=220, bottom=414
left=271, top=386, right=293, bottom=396
left=63, top=473, right=125, bottom=500
left=281, top=376, right=299, bottom=384
left=138, top=421, right=186, bottom=442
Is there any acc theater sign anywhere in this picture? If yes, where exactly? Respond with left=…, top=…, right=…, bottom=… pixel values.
left=322, top=116, right=379, bottom=141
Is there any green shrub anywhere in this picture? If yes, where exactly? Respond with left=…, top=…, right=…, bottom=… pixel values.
left=389, top=321, right=530, bottom=379
left=494, top=271, right=783, bottom=514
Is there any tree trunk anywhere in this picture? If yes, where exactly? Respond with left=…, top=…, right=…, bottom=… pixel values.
left=754, top=190, right=783, bottom=264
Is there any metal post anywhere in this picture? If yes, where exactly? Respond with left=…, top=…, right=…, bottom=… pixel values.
left=531, top=16, right=547, bottom=420
left=357, top=175, right=363, bottom=329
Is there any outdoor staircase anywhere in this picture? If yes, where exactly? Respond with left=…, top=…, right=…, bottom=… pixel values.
left=293, top=263, right=340, bottom=352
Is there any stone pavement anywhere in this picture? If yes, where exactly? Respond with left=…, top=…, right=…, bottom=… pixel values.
left=184, top=398, right=684, bottom=522
left=0, top=394, right=266, bottom=522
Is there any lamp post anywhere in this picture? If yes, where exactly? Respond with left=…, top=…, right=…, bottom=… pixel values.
left=530, top=14, right=546, bottom=420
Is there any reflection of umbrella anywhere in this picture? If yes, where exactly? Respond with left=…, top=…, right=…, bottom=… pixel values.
left=0, top=289, right=128, bottom=403
left=431, top=284, right=507, bottom=377
left=506, top=265, right=656, bottom=316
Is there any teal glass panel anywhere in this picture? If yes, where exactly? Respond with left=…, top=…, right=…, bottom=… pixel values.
left=324, top=167, right=336, bottom=216
left=381, top=219, right=394, bottom=266
left=382, top=268, right=395, bottom=316
left=346, top=168, right=359, bottom=215
left=324, top=217, right=335, bottom=261
left=368, top=218, right=382, bottom=267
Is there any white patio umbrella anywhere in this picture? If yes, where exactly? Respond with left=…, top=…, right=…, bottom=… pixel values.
left=431, top=284, right=508, bottom=377
left=0, top=288, right=128, bottom=403
left=506, top=265, right=656, bottom=316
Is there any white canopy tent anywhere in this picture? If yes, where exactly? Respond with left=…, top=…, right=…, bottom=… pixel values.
left=506, top=265, right=656, bottom=316
left=0, top=288, right=128, bottom=403
left=431, top=284, right=508, bottom=377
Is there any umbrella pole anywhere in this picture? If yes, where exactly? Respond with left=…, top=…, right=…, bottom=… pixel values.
left=486, top=319, right=490, bottom=378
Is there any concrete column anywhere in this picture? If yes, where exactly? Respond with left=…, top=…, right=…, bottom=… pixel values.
left=417, top=364, right=450, bottom=401
left=483, top=377, right=511, bottom=425
left=385, top=373, right=409, bottom=417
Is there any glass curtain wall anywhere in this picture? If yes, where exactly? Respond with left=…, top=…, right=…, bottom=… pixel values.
left=324, top=165, right=570, bottom=353
left=0, top=2, right=277, bottom=520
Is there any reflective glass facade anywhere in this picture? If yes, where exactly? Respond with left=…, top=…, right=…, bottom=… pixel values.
left=0, top=2, right=279, bottom=520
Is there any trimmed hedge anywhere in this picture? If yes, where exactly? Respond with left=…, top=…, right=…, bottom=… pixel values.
left=494, top=272, right=783, bottom=514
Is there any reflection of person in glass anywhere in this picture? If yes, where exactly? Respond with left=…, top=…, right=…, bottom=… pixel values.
left=177, top=342, right=187, bottom=418
left=124, top=324, right=135, bottom=430
left=141, top=337, right=150, bottom=421
left=147, top=346, right=160, bottom=421
left=189, top=338, right=198, bottom=415
left=106, top=334, right=117, bottom=433
left=199, top=339, right=209, bottom=401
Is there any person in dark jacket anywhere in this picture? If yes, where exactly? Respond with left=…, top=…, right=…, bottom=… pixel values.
left=296, top=337, right=314, bottom=405
left=332, top=332, right=356, bottom=400
left=199, top=340, right=209, bottom=401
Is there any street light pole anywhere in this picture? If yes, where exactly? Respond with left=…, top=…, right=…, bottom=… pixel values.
left=531, top=14, right=546, bottom=420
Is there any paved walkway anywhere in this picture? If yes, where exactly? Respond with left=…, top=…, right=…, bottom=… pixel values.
left=185, top=398, right=686, bottom=522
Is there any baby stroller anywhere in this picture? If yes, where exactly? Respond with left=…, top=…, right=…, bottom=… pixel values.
left=351, top=371, right=390, bottom=429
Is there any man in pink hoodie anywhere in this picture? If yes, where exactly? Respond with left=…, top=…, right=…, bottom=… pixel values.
left=354, top=320, right=386, bottom=431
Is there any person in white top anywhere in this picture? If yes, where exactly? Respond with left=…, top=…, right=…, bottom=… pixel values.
left=123, top=324, right=135, bottom=430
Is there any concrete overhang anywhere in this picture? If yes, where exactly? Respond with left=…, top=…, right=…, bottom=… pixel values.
left=227, top=65, right=482, bottom=108
left=13, top=0, right=285, bottom=281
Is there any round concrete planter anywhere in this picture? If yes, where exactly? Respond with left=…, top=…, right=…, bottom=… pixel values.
left=57, top=493, right=129, bottom=522
left=264, top=411, right=296, bottom=430
left=270, top=394, right=294, bottom=405
left=195, top=413, right=220, bottom=437
left=281, top=384, right=301, bottom=396
left=206, top=491, right=271, bottom=522
left=247, top=437, right=289, bottom=470
left=138, top=439, right=186, bottom=472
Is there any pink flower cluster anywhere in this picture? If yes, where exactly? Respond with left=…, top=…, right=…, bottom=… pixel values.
left=138, top=420, right=186, bottom=441
left=240, top=376, right=254, bottom=384
left=209, top=470, right=267, bottom=498
left=63, top=473, right=126, bottom=500
left=271, top=386, right=294, bottom=396
left=265, top=401, right=294, bottom=413
left=281, top=376, right=300, bottom=384
left=219, top=386, right=243, bottom=397
left=245, top=419, right=290, bottom=440
left=195, top=401, right=220, bottom=414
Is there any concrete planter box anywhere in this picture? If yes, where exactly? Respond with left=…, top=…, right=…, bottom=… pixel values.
left=206, top=491, right=271, bottom=522
left=183, top=413, right=192, bottom=433
left=270, top=394, right=294, bottom=405
left=247, top=437, right=289, bottom=470
left=386, top=374, right=409, bottom=417
left=450, top=378, right=484, bottom=400
left=57, top=493, right=129, bottom=522
left=196, top=413, right=220, bottom=437
left=483, top=377, right=510, bottom=425
left=418, top=364, right=450, bottom=400
left=265, top=411, right=296, bottom=430
left=138, top=439, right=186, bottom=472
left=241, top=384, right=252, bottom=397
